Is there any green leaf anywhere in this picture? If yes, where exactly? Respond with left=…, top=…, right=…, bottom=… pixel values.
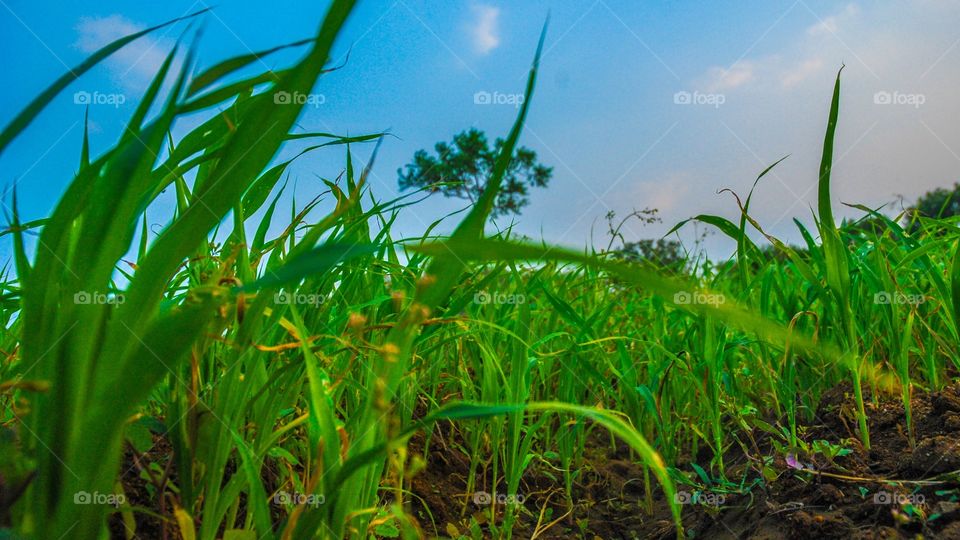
left=243, top=242, right=379, bottom=291
left=189, top=38, right=314, bottom=95
left=0, top=9, right=209, bottom=155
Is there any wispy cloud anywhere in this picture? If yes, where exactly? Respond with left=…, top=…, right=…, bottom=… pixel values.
left=631, top=172, right=694, bottom=215
left=75, top=14, right=173, bottom=90
left=807, top=3, right=859, bottom=36
left=705, top=62, right=756, bottom=92
left=468, top=4, right=500, bottom=55
left=699, top=53, right=828, bottom=94
left=656, top=0, right=960, bottom=253
left=695, top=4, right=859, bottom=94
left=781, top=57, right=824, bottom=87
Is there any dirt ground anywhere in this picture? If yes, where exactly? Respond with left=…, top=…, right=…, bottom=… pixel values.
left=109, top=383, right=960, bottom=538
left=408, top=384, right=960, bottom=539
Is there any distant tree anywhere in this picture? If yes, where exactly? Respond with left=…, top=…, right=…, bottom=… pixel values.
left=604, top=208, right=691, bottom=272
left=616, top=238, right=688, bottom=270
left=905, top=182, right=960, bottom=232
left=398, top=128, right=552, bottom=217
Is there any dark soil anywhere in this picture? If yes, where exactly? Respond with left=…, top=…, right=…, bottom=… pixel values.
left=108, top=383, right=960, bottom=538
left=659, top=382, right=960, bottom=540
left=408, top=383, right=960, bottom=539
left=108, top=434, right=180, bottom=540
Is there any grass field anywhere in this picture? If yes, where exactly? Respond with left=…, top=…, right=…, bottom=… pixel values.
left=1, top=2, right=958, bottom=539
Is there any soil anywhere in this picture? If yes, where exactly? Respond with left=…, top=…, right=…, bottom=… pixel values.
left=108, top=434, right=180, bottom=540
left=656, top=382, right=960, bottom=540
left=107, top=383, right=960, bottom=538
left=408, top=383, right=960, bottom=539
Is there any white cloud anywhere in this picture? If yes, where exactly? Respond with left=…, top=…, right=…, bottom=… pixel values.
left=632, top=173, right=693, bottom=215
left=705, top=61, right=756, bottom=92
left=781, top=57, right=824, bottom=88
left=663, top=0, right=960, bottom=255
left=75, top=14, right=173, bottom=90
left=807, top=3, right=860, bottom=36
left=696, top=4, right=859, bottom=94
left=469, top=4, right=500, bottom=55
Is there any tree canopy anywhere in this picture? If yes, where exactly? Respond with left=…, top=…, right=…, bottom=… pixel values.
left=905, top=182, right=960, bottom=232
left=398, top=128, right=552, bottom=217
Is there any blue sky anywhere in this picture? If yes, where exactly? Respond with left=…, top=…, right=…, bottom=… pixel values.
left=1, top=0, right=958, bottom=264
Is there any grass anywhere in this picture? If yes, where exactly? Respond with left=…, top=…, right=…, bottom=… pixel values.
left=0, top=4, right=956, bottom=539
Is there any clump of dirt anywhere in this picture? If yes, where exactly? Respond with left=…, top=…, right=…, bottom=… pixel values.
left=407, top=383, right=960, bottom=539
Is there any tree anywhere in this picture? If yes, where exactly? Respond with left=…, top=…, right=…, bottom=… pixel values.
left=904, top=182, right=960, bottom=233
left=397, top=128, right=552, bottom=217
left=604, top=209, right=692, bottom=272
left=616, top=238, right=688, bottom=270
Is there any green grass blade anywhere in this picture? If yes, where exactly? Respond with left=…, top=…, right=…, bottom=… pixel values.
left=0, top=9, right=208, bottom=155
